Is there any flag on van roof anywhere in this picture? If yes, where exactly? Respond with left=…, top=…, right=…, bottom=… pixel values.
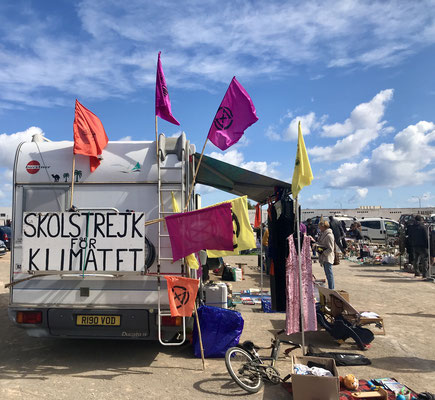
left=155, top=51, right=180, bottom=126
left=207, top=77, right=258, bottom=151
left=165, top=203, right=234, bottom=261
left=73, top=99, right=109, bottom=172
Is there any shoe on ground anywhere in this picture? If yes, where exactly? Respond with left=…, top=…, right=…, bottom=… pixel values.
left=415, top=273, right=421, bottom=277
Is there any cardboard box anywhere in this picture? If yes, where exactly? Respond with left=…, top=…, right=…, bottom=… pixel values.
left=330, top=290, right=350, bottom=317
left=291, top=355, right=339, bottom=400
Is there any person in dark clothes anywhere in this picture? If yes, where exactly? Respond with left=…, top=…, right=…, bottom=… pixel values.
left=407, top=215, right=429, bottom=278
left=306, top=219, right=318, bottom=261
left=329, top=216, right=346, bottom=254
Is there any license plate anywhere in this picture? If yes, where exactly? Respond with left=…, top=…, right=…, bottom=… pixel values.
left=76, top=315, right=121, bottom=326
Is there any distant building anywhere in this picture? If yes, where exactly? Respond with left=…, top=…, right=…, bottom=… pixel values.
left=0, top=207, right=12, bottom=225
left=249, top=206, right=434, bottom=224
left=301, top=206, right=434, bottom=221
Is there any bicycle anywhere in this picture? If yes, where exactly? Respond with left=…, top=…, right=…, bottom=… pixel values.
left=225, top=331, right=300, bottom=393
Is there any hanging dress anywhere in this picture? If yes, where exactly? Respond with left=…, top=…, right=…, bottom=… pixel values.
left=285, top=234, right=317, bottom=335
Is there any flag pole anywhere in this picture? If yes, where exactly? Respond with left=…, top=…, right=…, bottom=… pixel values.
left=184, top=137, right=208, bottom=211
left=70, top=154, right=76, bottom=209
left=155, top=115, right=166, bottom=229
left=155, top=115, right=159, bottom=159
left=189, top=266, right=206, bottom=370
left=295, top=196, right=306, bottom=355
left=260, top=206, right=264, bottom=303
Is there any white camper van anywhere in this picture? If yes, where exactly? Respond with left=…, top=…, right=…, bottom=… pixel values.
left=8, top=133, right=292, bottom=342
left=8, top=134, right=196, bottom=343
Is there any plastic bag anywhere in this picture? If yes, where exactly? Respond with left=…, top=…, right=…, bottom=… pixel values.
left=192, top=305, right=244, bottom=358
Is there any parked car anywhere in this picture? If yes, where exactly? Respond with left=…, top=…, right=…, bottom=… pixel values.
left=0, top=240, right=6, bottom=256
left=0, top=226, right=12, bottom=250
left=334, top=215, right=358, bottom=232
left=359, top=218, right=399, bottom=242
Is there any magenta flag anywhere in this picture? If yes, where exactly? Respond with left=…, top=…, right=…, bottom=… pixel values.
left=155, top=51, right=180, bottom=126
left=165, top=203, right=234, bottom=261
left=207, top=76, right=258, bottom=150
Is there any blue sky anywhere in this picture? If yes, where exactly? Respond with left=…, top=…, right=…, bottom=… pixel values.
left=0, top=0, right=435, bottom=209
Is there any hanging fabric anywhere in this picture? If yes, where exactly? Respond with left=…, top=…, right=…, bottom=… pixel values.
left=285, top=234, right=317, bottom=335
left=268, top=188, right=295, bottom=311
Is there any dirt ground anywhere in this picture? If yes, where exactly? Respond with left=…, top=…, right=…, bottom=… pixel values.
left=0, top=251, right=434, bottom=399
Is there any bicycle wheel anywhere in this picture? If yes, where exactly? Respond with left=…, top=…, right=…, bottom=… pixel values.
left=225, top=346, right=264, bottom=393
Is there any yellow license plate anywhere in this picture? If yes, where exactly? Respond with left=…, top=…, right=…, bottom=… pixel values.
left=76, top=315, right=121, bottom=326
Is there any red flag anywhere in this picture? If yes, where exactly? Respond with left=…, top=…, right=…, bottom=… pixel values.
left=165, top=276, right=199, bottom=317
left=208, top=77, right=258, bottom=150
left=254, top=203, right=261, bottom=228
left=155, top=51, right=180, bottom=126
left=73, top=100, right=109, bottom=172
left=165, top=203, right=234, bottom=261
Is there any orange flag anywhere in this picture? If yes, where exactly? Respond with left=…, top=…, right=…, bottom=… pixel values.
left=73, top=99, right=109, bottom=172
left=165, top=276, right=199, bottom=317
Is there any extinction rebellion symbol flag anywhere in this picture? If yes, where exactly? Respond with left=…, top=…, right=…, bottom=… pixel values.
left=207, top=76, right=258, bottom=151
left=165, top=276, right=199, bottom=317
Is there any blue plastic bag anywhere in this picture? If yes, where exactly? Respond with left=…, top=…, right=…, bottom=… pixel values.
left=192, top=305, right=244, bottom=358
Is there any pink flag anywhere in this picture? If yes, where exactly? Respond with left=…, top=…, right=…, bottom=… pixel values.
left=155, top=51, right=180, bottom=126
left=165, top=203, right=234, bottom=261
left=208, top=77, right=258, bottom=150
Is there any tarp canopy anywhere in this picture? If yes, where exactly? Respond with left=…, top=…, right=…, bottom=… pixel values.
left=194, top=153, right=292, bottom=203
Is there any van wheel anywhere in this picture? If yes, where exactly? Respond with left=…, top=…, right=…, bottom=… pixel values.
left=363, top=236, right=370, bottom=241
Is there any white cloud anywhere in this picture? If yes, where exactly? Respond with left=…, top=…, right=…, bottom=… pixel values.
left=267, top=112, right=327, bottom=141
left=208, top=149, right=281, bottom=179
left=119, top=135, right=132, bottom=141
left=388, top=188, right=393, bottom=197
left=195, top=183, right=216, bottom=195
left=327, top=120, right=435, bottom=188
left=266, top=126, right=281, bottom=141
left=306, top=192, right=331, bottom=204
left=0, top=127, right=43, bottom=168
left=2, top=2, right=435, bottom=108
left=283, top=112, right=320, bottom=141
left=356, top=188, right=368, bottom=198
left=309, top=89, right=394, bottom=161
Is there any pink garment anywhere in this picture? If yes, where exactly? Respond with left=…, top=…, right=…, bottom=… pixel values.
left=165, top=203, right=234, bottom=261
left=285, top=234, right=317, bottom=335
left=155, top=51, right=180, bottom=126
left=207, top=77, right=258, bottom=150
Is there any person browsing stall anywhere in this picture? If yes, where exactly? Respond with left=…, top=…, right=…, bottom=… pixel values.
left=316, top=220, right=336, bottom=289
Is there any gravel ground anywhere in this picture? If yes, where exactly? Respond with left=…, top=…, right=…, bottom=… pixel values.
left=0, top=252, right=434, bottom=399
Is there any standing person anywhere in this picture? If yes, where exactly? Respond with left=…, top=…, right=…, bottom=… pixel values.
left=316, top=220, right=336, bottom=289
left=408, top=215, right=429, bottom=278
left=262, top=223, right=270, bottom=274
left=306, top=219, right=318, bottom=261
left=349, top=223, right=363, bottom=258
left=329, top=216, right=346, bottom=254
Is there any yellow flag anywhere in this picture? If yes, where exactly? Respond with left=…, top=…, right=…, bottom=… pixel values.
left=291, top=121, right=313, bottom=199
left=206, top=195, right=256, bottom=258
left=171, top=192, right=199, bottom=269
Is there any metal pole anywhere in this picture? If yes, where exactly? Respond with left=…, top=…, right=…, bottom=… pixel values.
left=295, top=197, right=305, bottom=355
left=69, top=154, right=76, bottom=209
left=184, top=137, right=209, bottom=211
left=260, top=206, right=263, bottom=303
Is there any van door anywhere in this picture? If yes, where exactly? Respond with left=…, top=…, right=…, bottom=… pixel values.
left=384, top=220, right=399, bottom=239
left=360, top=220, right=382, bottom=241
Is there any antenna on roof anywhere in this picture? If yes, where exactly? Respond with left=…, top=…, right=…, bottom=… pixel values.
left=31, top=134, right=52, bottom=143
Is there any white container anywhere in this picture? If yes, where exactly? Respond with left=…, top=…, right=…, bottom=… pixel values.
left=203, top=283, right=228, bottom=309
left=232, top=267, right=243, bottom=282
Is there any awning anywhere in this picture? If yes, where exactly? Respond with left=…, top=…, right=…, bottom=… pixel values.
left=194, top=153, right=292, bottom=203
